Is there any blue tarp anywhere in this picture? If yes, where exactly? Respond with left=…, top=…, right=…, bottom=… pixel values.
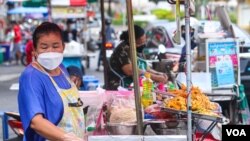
left=7, top=7, right=48, bottom=14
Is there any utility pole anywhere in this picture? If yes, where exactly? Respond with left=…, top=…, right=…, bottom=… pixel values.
left=47, top=0, right=52, bottom=22
left=108, top=0, right=112, bottom=16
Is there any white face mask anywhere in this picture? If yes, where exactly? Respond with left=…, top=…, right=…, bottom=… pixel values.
left=37, top=52, right=63, bottom=70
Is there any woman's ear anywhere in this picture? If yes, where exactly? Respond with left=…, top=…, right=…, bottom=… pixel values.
left=62, top=42, right=65, bottom=50
left=33, top=50, right=38, bottom=60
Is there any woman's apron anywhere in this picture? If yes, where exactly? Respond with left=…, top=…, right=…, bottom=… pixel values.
left=34, top=62, right=85, bottom=138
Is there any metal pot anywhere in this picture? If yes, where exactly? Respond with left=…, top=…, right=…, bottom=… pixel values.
left=150, top=120, right=186, bottom=135
left=105, top=122, right=137, bottom=135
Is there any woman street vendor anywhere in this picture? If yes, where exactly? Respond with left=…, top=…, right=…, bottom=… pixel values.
left=18, top=22, right=85, bottom=141
left=107, top=25, right=168, bottom=90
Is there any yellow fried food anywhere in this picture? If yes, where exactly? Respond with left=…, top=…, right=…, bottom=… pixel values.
left=195, top=109, right=220, bottom=117
left=166, top=84, right=218, bottom=114
left=164, top=96, right=187, bottom=111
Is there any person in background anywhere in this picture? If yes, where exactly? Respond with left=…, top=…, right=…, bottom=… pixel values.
left=104, top=18, right=116, bottom=42
left=63, top=19, right=78, bottom=43
left=18, top=22, right=85, bottom=141
left=107, top=25, right=168, bottom=90
left=12, top=21, right=22, bottom=65
left=96, top=19, right=116, bottom=71
left=67, top=66, right=83, bottom=90
left=179, top=25, right=197, bottom=63
left=5, top=24, right=15, bottom=64
left=25, top=39, right=34, bottom=66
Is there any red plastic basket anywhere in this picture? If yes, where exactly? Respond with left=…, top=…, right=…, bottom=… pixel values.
left=194, top=132, right=219, bottom=141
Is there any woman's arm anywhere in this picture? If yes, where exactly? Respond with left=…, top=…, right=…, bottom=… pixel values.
left=30, top=114, right=65, bottom=141
left=121, top=62, right=167, bottom=83
left=30, top=114, right=83, bottom=141
left=147, top=68, right=161, bottom=75
left=150, top=73, right=168, bottom=84
left=122, top=63, right=145, bottom=76
left=146, top=68, right=168, bottom=83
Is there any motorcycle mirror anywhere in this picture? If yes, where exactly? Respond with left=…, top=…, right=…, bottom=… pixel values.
left=158, top=44, right=166, bottom=54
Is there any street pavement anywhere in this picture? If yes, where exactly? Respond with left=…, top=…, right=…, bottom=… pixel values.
left=0, top=50, right=104, bottom=140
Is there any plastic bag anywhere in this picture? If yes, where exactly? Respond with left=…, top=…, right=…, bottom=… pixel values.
left=108, top=91, right=136, bottom=124
left=79, top=88, right=106, bottom=135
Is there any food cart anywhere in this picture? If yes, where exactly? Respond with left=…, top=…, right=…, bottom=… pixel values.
left=193, top=6, right=242, bottom=124
left=83, top=0, right=224, bottom=141
left=2, top=1, right=225, bottom=140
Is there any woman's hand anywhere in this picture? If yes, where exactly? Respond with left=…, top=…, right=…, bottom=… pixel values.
left=162, top=73, right=168, bottom=81
left=172, top=61, right=179, bottom=72
left=62, top=132, right=85, bottom=141
left=151, top=73, right=168, bottom=84
left=30, top=114, right=86, bottom=141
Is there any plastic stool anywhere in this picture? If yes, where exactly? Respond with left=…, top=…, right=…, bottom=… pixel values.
left=83, top=76, right=99, bottom=90
left=0, top=111, right=9, bottom=140
left=0, top=48, right=5, bottom=64
left=0, top=44, right=10, bottom=61
left=87, top=82, right=99, bottom=90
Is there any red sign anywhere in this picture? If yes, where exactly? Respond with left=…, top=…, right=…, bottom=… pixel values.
left=51, top=0, right=87, bottom=6
left=70, top=0, right=87, bottom=6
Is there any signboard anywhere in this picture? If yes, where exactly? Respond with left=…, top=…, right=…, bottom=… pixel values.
left=206, top=38, right=240, bottom=88
left=51, top=0, right=87, bottom=6
left=51, top=6, right=85, bottom=19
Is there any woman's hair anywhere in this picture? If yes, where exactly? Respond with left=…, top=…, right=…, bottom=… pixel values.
left=32, top=22, right=63, bottom=49
left=120, top=25, right=145, bottom=41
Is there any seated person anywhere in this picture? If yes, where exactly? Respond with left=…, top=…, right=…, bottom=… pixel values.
left=67, top=66, right=83, bottom=90
left=107, top=25, right=168, bottom=90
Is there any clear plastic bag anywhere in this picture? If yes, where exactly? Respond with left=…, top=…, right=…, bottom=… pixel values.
left=108, top=92, right=136, bottom=124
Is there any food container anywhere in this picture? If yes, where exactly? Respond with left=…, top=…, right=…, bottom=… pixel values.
left=105, top=122, right=137, bottom=135
left=149, top=119, right=186, bottom=135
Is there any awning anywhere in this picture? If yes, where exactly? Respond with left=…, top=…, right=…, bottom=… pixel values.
left=7, top=7, right=48, bottom=14
left=51, top=0, right=87, bottom=6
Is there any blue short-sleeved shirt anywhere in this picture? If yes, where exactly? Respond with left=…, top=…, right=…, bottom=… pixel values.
left=18, top=64, right=71, bottom=141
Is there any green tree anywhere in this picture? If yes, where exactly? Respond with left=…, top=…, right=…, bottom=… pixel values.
left=22, top=0, right=47, bottom=7
left=88, top=0, right=98, bottom=3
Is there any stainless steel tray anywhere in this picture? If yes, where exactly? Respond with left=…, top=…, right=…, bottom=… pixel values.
left=161, top=107, right=223, bottom=123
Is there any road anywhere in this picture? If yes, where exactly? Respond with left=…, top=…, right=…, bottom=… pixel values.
left=0, top=50, right=104, bottom=140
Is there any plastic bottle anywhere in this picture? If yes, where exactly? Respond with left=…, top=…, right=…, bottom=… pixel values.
left=141, top=72, right=153, bottom=108
left=158, top=82, right=166, bottom=92
left=85, top=122, right=96, bottom=136
left=168, top=82, right=175, bottom=91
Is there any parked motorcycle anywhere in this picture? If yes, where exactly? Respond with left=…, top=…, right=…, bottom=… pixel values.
left=96, top=39, right=119, bottom=71
left=105, top=40, right=115, bottom=59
